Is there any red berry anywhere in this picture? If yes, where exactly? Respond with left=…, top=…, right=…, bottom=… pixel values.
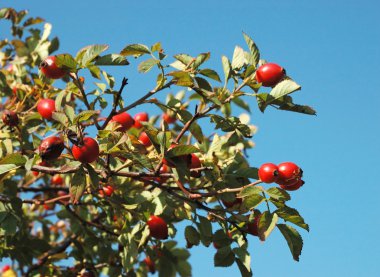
left=277, top=162, right=302, bottom=182
left=222, top=198, right=242, bottom=209
left=39, top=136, right=64, bottom=160
left=32, top=161, right=48, bottom=176
left=139, top=132, right=152, bottom=147
left=39, top=56, right=67, bottom=79
left=110, top=112, right=134, bottom=131
left=37, top=99, right=56, bottom=120
left=247, top=214, right=261, bottom=236
left=2, top=110, right=19, bottom=127
left=278, top=179, right=304, bottom=191
left=43, top=203, right=55, bottom=210
left=255, top=63, right=285, bottom=87
left=258, top=163, right=279, bottom=183
left=144, top=256, right=156, bottom=274
left=147, top=215, right=168, bottom=240
left=2, top=265, right=10, bottom=273
left=51, top=174, right=63, bottom=186
left=102, top=185, right=114, bottom=197
left=190, top=154, right=202, bottom=178
left=155, top=164, right=170, bottom=183
left=72, top=137, right=99, bottom=163
left=133, top=112, right=149, bottom=129
left=162, top=113, right=176, bottom=124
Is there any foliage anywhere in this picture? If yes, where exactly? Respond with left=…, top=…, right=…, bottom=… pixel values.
left=0, top=8, right=314, bottom=276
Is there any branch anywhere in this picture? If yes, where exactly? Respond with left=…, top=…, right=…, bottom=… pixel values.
left=25, top=234, right=77, bottom=276
left=100, top=77, right=129, bottom=130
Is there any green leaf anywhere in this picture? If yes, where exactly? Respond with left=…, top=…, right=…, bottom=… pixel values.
left=270, top=79, right=301, bottom=100
left=199, top=68, right=221, bottom=82
left=278, top=102, right=317, bottom=115
left=52, top=112, right=68, bottom=126
left=88, top=65, right=101, bottom=79
left=173, top=54, right=193, bottom=66
left=214, top=247, right=235, bottom=267
left=167, top=71, right=194, bottom=87
left=94, top=54, right=129, bottom=66
left=233, top=248, right=252, bottom=277
left=54, top=90, right=66, bottom=112
left=197, top=216, right=213, bottom=246
left=0, top=153, right=26, bottom=166
left=120, top=44, right=150, bottom=56
left=184, top=226, right=200, bottom=246
left=222, top=56, right=231, bottom=84
left=138, top=58, right=159, bottom=73
left=84, top=164, right=99, bottom=189
left=259, top=212, right=278, bottom=241
left=234, top=167, right=258, bottom=179
left=193, top=52, right=210, bottom=69
left=232, top=97, right=251, bottom=112
left=231, top=46, right=246, bottom=70
left=277, top=224, right=303, bottom=261
left=167, top=145, right=199, bottom=158
left=238, top=186, right=262, bottom=198
left=73, top=110, right=98, bottom=124
left=55, top=54, right=77, bottom=71
left=266, top=187, right=291, bottom=201
left=242, top=194, right=264, bottom=209
left=176, top=261, right=192, bottom=277
left=81, top=44, right=109, bottom=66
left=275, top=206, right=309, bottom=231
left=70, top=166, right=86, bottom=204
left=158, top=256, right=176, bottom=277
left=242, top=32, right=260, bottom=66
left=64, top=105, right=75, bottom=123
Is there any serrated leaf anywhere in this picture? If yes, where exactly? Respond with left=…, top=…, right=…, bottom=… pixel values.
left=214, top=247, right=235, bottom=267
left=185, top=226, right=200, bottom=246
left=88, top=65, right=101, bottom=79
left=197, top=216, right=212, bottom=246
left=242, top=194, right=264, bottom=209
left=258, top=212, right=278, bottom=241
left=52, top=112, right=68, bottom=126
left=0, top=153, right=26, bottom=166
left=276, top=206, right=309, bottom=231
left=70, top=166, right=86, bottom=204
left=231, top=46, right=246, bottom=70
left=242, top=32, right=260, bottom=66
left=55, top=54, right=77, bottom=71
left=81, top=44, right=109, bottom=66
left=266, top=187, right=291, bottom=201
left=278, top=102, right=317, bottom=115
left=138, top=58, right=159, bottom=73
left=94, top=54, right=129, bottom=66
left=167, top=71, right=194, bottom=87
left=222, top=56, right=231, bottom=84
left=120, top=44, right=150, bottom=56
left=173, top=54, right=193, bottom=66
left=167, top=145, right=199, bottom=158
left=64, top=105, right=75, bottom=123
left=277, top=224, right=303, bottom=261
left=55, top=90, right=66, bottom=112
left=270, top=79, right=301, bottom=99
left=238, top=186, right=262, bottom=198
left=233, top=248, right=252, bottom=277
left=199, top=68, right=221, bottom=82
left=73, top=110, right=98, bottom=124
left=193, top=52, right=210, bottom=69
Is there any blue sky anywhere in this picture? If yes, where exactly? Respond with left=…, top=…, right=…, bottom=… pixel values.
left=1, top=0, right=380, bottom=276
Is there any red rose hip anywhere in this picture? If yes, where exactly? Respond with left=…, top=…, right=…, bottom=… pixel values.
left=72, top=137, right=100, bottom=163
left=133, top=112, right=149, bottom=129
left=277, top=162, right=302, bottom=181
left=147, top=215, right=168, bottom=240
left=189, top=153, right=202, bottom=178
left=255, top=63, right=285, bottom=87
left=51, top=174, right=63, bottom=186
left=39, top=136, right=65, bottom=160
left=39, top=56, right=67, bottom=79
left=2, top=110, right=19, bottom=127
left=37, top=99, right=56, bottom=120
left=110, top=112, right=134, bottom=131
left=139, top=132, right=152, bottom=147
left=258, top=163, right=279, bottom=183
left=278, top=179, right=304, bottom=191
left=162, top=113, right=176, bottom=124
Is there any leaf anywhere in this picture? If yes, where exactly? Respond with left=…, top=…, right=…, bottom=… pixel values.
left=55, top=54, right=77, bottom=71
left=278, top=102, right=317, bottom=115
left=233, top=248, right=252, bottom=277
left=94, top=54, right=129, bottom=66
left=270, top=79, right=301, bottom=100
left=231, top=46, right=246, bottom=70
left=242, top=32, right=260, bottom=66
left=167, top=71, right=194, bottom=87
left=176, top=261, right=192, bottom=277
left=185, top=226, right=200, bottom=246
left=242, top=194, right=264, bottom=209
left=167, top=145, right=199, bottom=158
left=73, top=110, right=98, bottom=124
left=232, top=97, right=251, bottom=112
left=266, top=187, right=290, bottom=201
left=277, top=224, right=303, bottom=261
left=173, top=53, right=193, bottom=66
left=197, top=216, right=213, bottom=246
left=214, top=247, right=235, bottom=267
left=54, top=90, right=66, bottom=112
left=70, top=166, right=86, bottom=204
left=0, top=153, right=26, bottom=166
left=0, top=164, right=20, bottom=175
left=238, top=186, right=262, bottom=198
left=275, top=206, right=309, bottom=231
left=84, top=164, right=100, bottom=189
left=52, top=112, right=68, bottom=126
left=138, top=58, right=159, bottom=73
left=120, top=44, right=150, bottom=56
left=221, top=56, right=231, bottom=84
left=258, top=212, right=278, bottom=241
left=81, top=44, right=109, bottom=66
left=199, top=68, right=221, bottom=82
left=234, top=167, right=258, bottom=179
left=193, top=52, right=210, bottom=69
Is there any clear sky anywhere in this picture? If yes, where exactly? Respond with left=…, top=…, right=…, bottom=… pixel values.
left=1, top=0, right=380, bottom=276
